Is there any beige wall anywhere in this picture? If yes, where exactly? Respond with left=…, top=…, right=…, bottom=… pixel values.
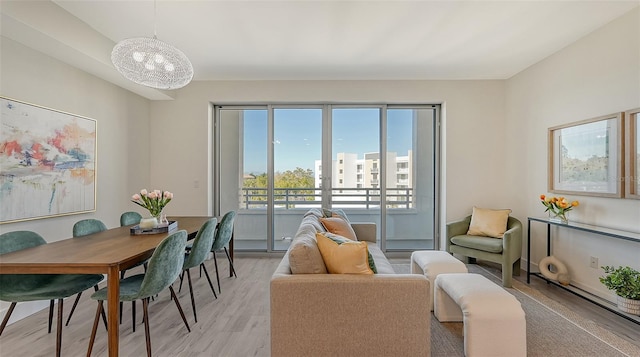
left=0, top=38, right=151, bottom=321
left=505, top=8, right=640, bottom=301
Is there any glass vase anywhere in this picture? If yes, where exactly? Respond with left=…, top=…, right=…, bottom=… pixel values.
left=548, top=210, right=568, bottom=224
left=139, top=215, right=159, bottom=229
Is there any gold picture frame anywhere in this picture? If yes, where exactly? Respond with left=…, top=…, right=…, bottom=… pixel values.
left=548, top=112, right=623, bottom=198
left=624, top=108, right=640, bottom=199
left=0, top=96, right=97, bottom=223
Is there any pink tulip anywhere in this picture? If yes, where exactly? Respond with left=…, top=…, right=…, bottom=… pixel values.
left=132, top=194, right=141, bottom=200
left=148, top=191, right=158, bottom=199
left=164, top=191, right=173, bottom=199
left=140, top=189, right=148, bottom=196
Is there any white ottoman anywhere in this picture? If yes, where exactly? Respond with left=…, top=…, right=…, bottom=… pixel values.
left=410, top=251, right=468, bottom=311
left=434, top=273, right=526, bottom=357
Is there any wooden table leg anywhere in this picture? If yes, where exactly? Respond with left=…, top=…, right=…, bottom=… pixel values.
left=107, top=265, right=120, bottom=357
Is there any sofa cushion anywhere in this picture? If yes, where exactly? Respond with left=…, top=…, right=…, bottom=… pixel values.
left=450, top=235, right=503, bottom=254
left=316, top=233, right=375, bottom=274
left=288, top=229, right=327, bottom=274
left=322, top=208, right=350, bottom=222
left=366, top=242, right=395, bottom=274
left=467, top=206, right=511, bottom=238
left=320, top=217, right=358, bottom=240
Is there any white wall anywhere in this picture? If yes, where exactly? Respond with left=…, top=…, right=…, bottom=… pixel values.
left=0, top=38, right=151, bottom=322
left=149, top=80, right=507, bottom=244
left=505, top=8, right=640, bottom=302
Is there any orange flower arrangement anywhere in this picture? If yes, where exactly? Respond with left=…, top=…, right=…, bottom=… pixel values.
left=540, top=194, right=579, bottom=222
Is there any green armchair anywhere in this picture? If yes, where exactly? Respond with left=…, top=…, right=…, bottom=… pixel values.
left=446, top=215, right=522, bottom=287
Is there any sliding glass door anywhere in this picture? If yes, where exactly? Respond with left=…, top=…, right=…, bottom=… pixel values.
left=214, top=104, right=439, bottom=252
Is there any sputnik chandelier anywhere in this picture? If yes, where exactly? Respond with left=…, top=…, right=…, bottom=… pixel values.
left=111, top=0, right=193, bottom=90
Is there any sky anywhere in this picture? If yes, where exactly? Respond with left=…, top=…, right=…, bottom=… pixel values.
left=243, top=108, right=418, bottom=174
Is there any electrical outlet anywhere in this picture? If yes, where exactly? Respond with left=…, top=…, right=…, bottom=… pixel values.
left=590, top=256, right=598, bottom=269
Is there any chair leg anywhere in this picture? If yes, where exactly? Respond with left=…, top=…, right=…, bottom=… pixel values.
left=55, top=298, right=63, bottom=357
left=179, top=270, right=185, bottom=293
left=213, top=252, right=221, bottom=294
left=142, top=298, right=152, bottom=357
left=513, top=259, right=521, bottom=276
left=502, top=261, right=514, bottom=288
left=186, top=269, right=197, bottom=323
left=48, top=299, right=55, bottom=333
left=224, top=247, right=237, bottom=278
left=132, top=300, right=136, bottom=333
left=64, top=292, right=82, bottom=326
left=86, top=301, right=103, bottom=357
left=94, top=285, right=108, bottom=331
left=0, top=302, right=17, bottom=336
left=169, top=286, right=191, bottom=333
left=200, top=263, right=218, bottom=299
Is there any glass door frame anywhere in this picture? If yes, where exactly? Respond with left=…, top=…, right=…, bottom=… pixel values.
left=213, top=103, right=441, bottom=252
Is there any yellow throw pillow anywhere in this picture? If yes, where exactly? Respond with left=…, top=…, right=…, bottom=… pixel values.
left=467, top=206, right=511, bottom=238
left=316, top=233, right=374, bottom=274
left=319, top=217, right=358, bottom=240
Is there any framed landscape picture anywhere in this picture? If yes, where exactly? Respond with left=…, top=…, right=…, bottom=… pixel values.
left=0, top=97, right=97, bottom=223
left=548, top=112, right=623, bottom=198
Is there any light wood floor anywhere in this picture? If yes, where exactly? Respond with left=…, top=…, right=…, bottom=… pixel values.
left=0, top=256, right=638, bottom=356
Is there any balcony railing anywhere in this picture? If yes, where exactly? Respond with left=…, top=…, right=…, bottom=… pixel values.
left=241, top=187, right=413, bottom=209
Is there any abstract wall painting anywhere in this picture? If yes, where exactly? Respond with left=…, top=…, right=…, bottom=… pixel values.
left=0, top=97, right=97, bottom=223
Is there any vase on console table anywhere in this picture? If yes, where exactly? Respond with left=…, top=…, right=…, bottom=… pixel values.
left=548, top=210, right=568, bottom=224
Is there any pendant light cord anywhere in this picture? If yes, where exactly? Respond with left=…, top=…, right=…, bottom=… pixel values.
left=153, top=0, right=157, bottom=39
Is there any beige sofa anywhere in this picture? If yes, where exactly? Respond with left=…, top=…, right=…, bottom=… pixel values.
left=270, top=209, right=431, bottom=357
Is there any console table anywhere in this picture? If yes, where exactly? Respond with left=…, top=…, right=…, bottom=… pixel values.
left=527, top=217, right=640, bottom=324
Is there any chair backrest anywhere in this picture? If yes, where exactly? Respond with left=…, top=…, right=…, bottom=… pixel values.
left=0, top=231, right=50, bottom=297
left=73, top=219, right=107, bottom=237
left=136, top=230, right=187, bottom=299
left=0, top=230, right=46, bottom=254
left=183, top=218, right=217, bottom=270
left=211, top=211, right=236, bottom=251
left=120, top=211, right=142, bottom=226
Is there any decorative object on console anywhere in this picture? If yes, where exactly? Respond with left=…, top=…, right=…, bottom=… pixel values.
left=131, top=189, right=173, bottom=229
left=538, top=255, right=570, bottom=286
left=111, top=0, right=193, bottom=90
left=599, top=265, right=640, bottom=316
left=540, top=194, right=579, bottom=224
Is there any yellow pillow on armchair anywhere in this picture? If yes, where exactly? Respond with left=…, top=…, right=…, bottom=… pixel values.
left=467, top=206, right=511, bottom=238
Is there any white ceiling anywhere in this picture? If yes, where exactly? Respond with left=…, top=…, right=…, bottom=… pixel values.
left=1, top=1, right=638, bottom=100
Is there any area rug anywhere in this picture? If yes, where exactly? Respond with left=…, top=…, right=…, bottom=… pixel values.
left=392, top=263, right=639, bottom=357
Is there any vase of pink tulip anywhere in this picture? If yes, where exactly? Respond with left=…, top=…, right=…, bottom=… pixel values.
left=131, top=189, right=173, bottom=229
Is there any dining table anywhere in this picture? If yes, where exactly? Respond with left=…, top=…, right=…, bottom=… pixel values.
left=0, top=215, right=231, bottom=357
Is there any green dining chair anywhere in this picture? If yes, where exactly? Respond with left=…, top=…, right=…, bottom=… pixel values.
left=179, top=218, right=218, bottom=322
left=120, top=211, right=142, bottom=226
left=64, top=218, right=109, bottom=327
left=72, top=218, right=107, bottom=238
left=0, top=231, right=105, bottom=357
left=86, top=230, right=191, bottom=357
left=210, top=210, right=237, bottom=294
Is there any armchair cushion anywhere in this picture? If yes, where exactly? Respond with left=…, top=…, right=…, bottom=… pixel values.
left=467, top=207, right=511, bottom=238
left=450, top=235, right=503, bottom=254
